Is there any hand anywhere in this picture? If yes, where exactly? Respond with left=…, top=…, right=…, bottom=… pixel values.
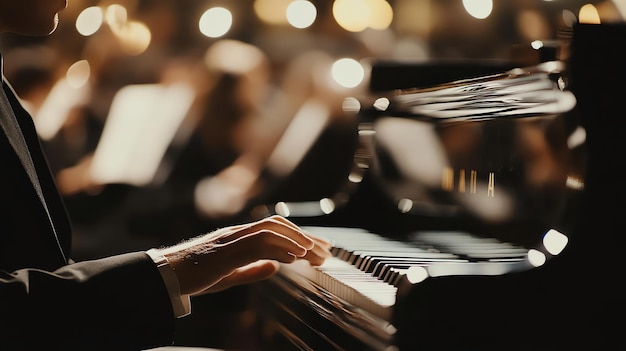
left=158, top=215, right=331, bottom=295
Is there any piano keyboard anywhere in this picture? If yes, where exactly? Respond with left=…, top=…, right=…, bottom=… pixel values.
left=280, top=226, right=532, bottom=321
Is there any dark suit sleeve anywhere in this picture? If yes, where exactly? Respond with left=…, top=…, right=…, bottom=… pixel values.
left=0, top=252, right=177, bottom=350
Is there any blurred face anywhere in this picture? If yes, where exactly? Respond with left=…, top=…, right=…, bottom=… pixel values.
left=0, top=0, right=68, bottom=36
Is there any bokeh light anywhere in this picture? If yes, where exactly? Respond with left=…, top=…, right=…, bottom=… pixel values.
left=199, top=7, right=233, bottom=38
left=204, top=39, right=266, bottom=74
left=66, top=60, right=91, bottom=89
left=579, top=3, right=601, bottom=23
left=76, top=6, right=104, bottom=36
left=543, top=229, right=568, bottom=256
left=528, top=249, right=547, bottom=267
left=333, top=0, right=371, bottom=32
left=333, top=0, right=393, bottom=32
left=462, top=0, right=493, bottom=19
left=116, top=21, right=152, bottom=55
left=254, top=0, right=290, bottom=25
left=105, top=4, right=128, bottom=34
left=368, top=0, right=394, bottom=30
left=287, top=1, right=317, bottom=29
left=331, top=58, right=365, bottom=88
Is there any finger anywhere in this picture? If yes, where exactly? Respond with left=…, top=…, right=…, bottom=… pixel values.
left=301, top=238, right=332, bottom=266
left=301, top=240, right=333, bottom=266
left=183, top=228, right=306, bottom=280
left=300, top=249, right=327, bottom=266
left=193, top=260, right=280, bottom=295
left=259, top=215, right=315, bottom=249
left=266, top=215, right=301, bottom=231
left=218, top=230, right=306, bottom=269
left=243, top=230, right=308, bottom=259
left=215, top=216, right=315, bottom=250
left=309, top=235, right=332, bottom=250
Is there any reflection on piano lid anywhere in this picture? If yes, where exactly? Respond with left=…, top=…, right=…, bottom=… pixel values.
left=247, top=60, right=587, bottom=351
left=351, top=67, right=585, bottom=250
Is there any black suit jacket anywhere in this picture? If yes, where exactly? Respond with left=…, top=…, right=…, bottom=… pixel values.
left=0, top=60, right=176, bottom=350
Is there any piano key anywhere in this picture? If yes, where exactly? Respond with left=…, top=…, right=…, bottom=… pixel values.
left=280, top=257, right=397, bottom=321
left=354, top=250, right=458, bottom=270
left=284, top=226, right=532, bottom=320
left=360, top=253, right=462, bottom=273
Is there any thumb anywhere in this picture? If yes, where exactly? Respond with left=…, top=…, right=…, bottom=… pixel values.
left=194, top=260, right=280, bottom=295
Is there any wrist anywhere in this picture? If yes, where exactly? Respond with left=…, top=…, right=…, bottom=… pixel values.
left=146, top=249, right=191, bottom=318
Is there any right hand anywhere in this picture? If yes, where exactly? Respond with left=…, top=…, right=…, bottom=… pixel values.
left=158, top=215, right=331, bottom=296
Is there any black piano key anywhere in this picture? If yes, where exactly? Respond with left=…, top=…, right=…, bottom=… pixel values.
left=289, top=226, right=531, bottom=320
left=361, top=253, right=461, bottom=273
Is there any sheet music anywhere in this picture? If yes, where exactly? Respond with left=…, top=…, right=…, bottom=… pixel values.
left=89, top=83, right=195, bottom=186
left=34, top=78, right=91, bottom=140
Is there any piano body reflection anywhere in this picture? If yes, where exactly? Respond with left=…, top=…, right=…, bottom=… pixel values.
left=244, top=24, right=624, bottom=350
left=245, top=63, right=587, bottom=351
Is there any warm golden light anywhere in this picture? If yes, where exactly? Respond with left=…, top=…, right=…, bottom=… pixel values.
left=75, top=6, right=104, bottom=36
left=373, top=97, right=390, bottom=111
left=528, top=249, right=547, bottom=267
left=406, top=266, right=429, bottom=284
left=286, top=0, right=317, bottom=29
left=333, top=0, right=393, bottom=32
left=543, top=229, right=568, bottom=256
left=66, top=60, right=91, bottom=89
left=105, top=4, right=128, bottom=33
left=566, top=176, right=584, bottom=191
left=116, top=21, right=151, bottom=56
left=348, top=172, right=363, bottom=183
left=368, top=0, right=393, bottom=30
left=199, top=7, right=233, bottom=38
left=254, top=0, right=290, bottom=25
left=331, top=58, right=365, bottom=88
left=398, top=198, right=413, bottom=213
left=579, top=4, right=601, bottom=24
left=462, top=0, right=493, bottom=19
left=530, top=40, right=544, bottom=50
left=562, top=10, right=578, bottom=28
left=567, top=126, right=586, bottom=150
left=341, top=96, right=361, bottom=113
left=35, top=78, right=90, bottom=140
left=275, top=202, right=290, bottom=217
left=333, top=0, right=371, bottom=32
left=204, top=40, right=265, bottom=74
left=320, top=198, right=336, bottom=214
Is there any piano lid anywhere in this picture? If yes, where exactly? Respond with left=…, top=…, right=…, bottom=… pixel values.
left=351, top=63, right=586, bottom=257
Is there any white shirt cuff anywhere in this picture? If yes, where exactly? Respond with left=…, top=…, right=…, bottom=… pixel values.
left=146, top=249, right=191, bottom=318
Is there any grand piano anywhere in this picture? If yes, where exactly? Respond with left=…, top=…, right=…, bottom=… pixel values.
left=241, top=23, right=626, bottom=350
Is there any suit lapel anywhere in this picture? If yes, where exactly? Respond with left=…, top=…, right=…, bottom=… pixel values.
left=0, top=81, right=45, bottom=198
left=0, top=76, right=68, bottom=263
